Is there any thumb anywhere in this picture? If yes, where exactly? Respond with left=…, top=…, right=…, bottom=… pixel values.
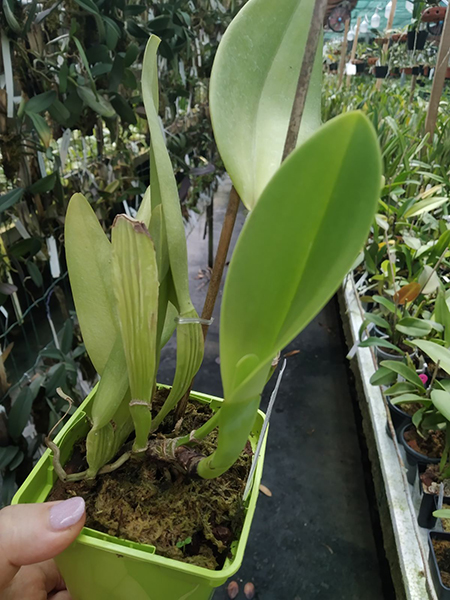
left=0, top=497, right=85, bottom=592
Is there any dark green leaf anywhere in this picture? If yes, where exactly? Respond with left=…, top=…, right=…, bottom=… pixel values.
left=0, top=446, right=20, bottom=470
left=110, top=95, right=136, bottom=124
left=9, top=237, right=42, bottom=259
left=85, top=44, right=111, bottom=64
left=126, top=19, right=149, bottom=39
left=27, top=261, right=43, bottom=287
left=103, top=16, right=121, bottom=50
left=108, top=54, right=125, bottom=92
left=8, top=450, right=24, bottom=471
left=124, top=42, right=140, bottom=67
left=29, top=172, right=57, bottom=195
left=45, top=363, right=66, bottom=396
left=40, top=347, right=65, bottom=360
left=91, top=63, right=112, bottom=77
left=59, top=319, right=74, bottom=355
left=73, top=0, right=99, bottom=15
left=3, top=0, right=21, bottom=34
left=369, top=366, right=397, bottom=386
left=1, top=470, right=16, bottom=506
left=24, top=91, right=57, bottom=114
left=148, top=15, right=172, bottom=31
left=77, top=86, right=116, bottom=118
left=59, top=62, right=69, bottom=94
left=359, top=337, right=403, bottom=354
left=48, top=99, right=70, bottom=124
left=124, top=4, right=146, bottom=17
left=7, top=387, right=34, bottom=440
left=0, top=188, right=24, bottom=213
left=380, top=360, right=425, bottom=388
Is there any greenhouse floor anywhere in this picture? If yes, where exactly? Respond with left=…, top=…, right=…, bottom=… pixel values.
left=158, top=180, right=396, bottom=600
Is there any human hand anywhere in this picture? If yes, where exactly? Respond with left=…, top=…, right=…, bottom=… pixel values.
left=0, top=497, right=85, bottom=600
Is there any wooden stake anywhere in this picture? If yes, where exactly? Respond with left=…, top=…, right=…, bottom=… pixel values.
left=346, top=17, right=361, bottom=88
left=282, top=0, right=329, bottom=160
left=377, top=0, right=398, bottom=90
left=337, top=19, right=350, bottom=89
left=425, top=7, right=450, bottom=137
left=409, top=74, right=417, bottom=104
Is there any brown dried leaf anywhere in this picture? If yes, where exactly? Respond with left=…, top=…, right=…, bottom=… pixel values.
left=284, top=349, right=300, bottom=358
left=393, top=282, right=421, bottom=305
left=244, top=582, right=256, bottom=599
left=259, top=484, right=272, bottom=497
left=227, top=581, right=239, bottom=599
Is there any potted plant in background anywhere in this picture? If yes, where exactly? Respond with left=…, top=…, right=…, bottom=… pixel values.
left=408, top=0, right=428, bottom=50
left=11, top=1, right=382, bottom=599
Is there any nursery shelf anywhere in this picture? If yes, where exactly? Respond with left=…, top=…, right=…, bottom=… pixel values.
left=341, top=275, right=438, bottom=600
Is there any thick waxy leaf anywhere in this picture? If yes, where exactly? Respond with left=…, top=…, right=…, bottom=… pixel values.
left=198, top=112, right=381, bottom=479
left=395, top=317, right=432, bottom=337
left=373, top=294, right=398, bottom=314
left=220, top=112, right=381, bottom=406
left=431, top=390, right=450, bottom=421
left=391, top=394, right=428, bottom=405
left=142, top=37, right=204, bottom=415
left=359, top=337, right=403, bottom=354
left=435, top=290, right=450, bottom=347
left=24, top=91, right=56, bottom=114
left=413, top=339, right=450, bottom=375
left=77, top=86, right=115, bottom=118
left=370, top=367, right=397, bottom=386
left=379, top=360, right=425, bottom=388
left=65, top=193, right=116, bottom=374
left=0, top=188, right=24, bottom=213
left=209, top=0, right=322, bottom=210
left=112, top=216, right=159, bottom=450
left=28, top=113, right=52, bottom=147
left=404, top=197, right=448, bottom=218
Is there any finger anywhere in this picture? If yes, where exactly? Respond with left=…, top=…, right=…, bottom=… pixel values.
left=48, top=592, right=71, bottom=600
left=0, top=498, right=85, bottom=593
left=34, top=560, right=66, bottom=593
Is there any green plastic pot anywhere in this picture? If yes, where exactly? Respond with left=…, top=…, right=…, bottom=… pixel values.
left=12, top=387, right=267, bottom=600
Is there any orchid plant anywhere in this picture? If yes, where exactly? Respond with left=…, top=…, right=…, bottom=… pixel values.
left=50, top=0, right=382, bottom=483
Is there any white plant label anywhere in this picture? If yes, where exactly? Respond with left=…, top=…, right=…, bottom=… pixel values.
left=346, top=63, right=357, bottom=76
left=46, top=236, right=61, bottom=278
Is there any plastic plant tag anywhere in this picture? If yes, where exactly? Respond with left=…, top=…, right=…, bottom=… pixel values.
left=46, top=236, right=61, bottom=278
left=59, top=129, right=72, bottom=171
left=346, top=63, right=357, bottom=75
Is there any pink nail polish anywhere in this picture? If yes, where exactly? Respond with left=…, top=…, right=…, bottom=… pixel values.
left=49, top=497, right=85, bottom=531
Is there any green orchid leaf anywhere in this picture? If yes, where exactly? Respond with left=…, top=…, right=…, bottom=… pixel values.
left=359, top=337, right=404, bottom=354
left=370, top=367, right=397, bottom=386
left=198, top=111, right=381, bottom=479
left=404, top=197, right=448, bottom=218
left=77, top=86, right=115, bottom=118
left=395, top=317, right=433, bottom=337
left=65, top=193, right=116, bottom=375
left=379, top=360, right=425, bottom=388
left=24, top=91, right=57, bottom=114
left=112, top=216, right=159, bottom=451
left=372, top=295, right=398, bottom=314
left=385, top=382, right=417, bottom=395
left=413, top=339, right=450, bottom=375
left=431, top=390, right=450, bottom=421
left=142, top=36, right=204, bottom=415
left=433, top=510, right=450, bottom=519
left=391, top=394, right=428, bottom=405
left=435, top=290, right=450, bottom=347
left=209, top=0, right=322, bottom=210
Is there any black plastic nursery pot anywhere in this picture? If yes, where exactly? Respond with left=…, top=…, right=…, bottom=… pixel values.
left=330, top=62, right=338, bottom=71
left=354, top=61, right=366, bottom=73
left=429, top=531, right=450, bottom=599
left=375, top=65, right=388, bottom=79
left=399, top=423, right=441, bottom=485
left=407, top=30, right=428, bottom=50
left=387, top=397, right=411, bottom=433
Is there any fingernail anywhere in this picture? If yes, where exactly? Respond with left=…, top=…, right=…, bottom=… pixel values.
left=49, top=497, right=85, bottom=531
